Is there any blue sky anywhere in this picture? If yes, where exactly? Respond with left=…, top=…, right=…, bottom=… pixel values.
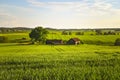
left=0, top=0, right=120, bottom=29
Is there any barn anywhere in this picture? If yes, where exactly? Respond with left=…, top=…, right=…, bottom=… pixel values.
left=67, top=38, right=81, bottom=45
left=46, top=39, right=63, bottom=45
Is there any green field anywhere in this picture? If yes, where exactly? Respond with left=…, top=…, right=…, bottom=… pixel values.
left=0, top=30, right=120, bottom=80
left=0, top=31, right=120, bottom=45
left=0, top=43, right=120, bottom=80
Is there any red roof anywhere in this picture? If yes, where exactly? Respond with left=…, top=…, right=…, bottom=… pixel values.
left=70, top=38, right=80, bottom=41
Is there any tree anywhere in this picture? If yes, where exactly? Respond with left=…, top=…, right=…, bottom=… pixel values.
left=0, top=36, right=8, bottom=43
left=114, top=38, right=120, bottom=46
left=75, top=32, right=84, bottom=35
left=69, top=32, right=72, bottom=35
left=95, top=30, right=102, bottom=35
left=62, top=31, right=68, bottom=35
left=29, top=27, right=48, bottom=44
left=104, top=31, right=116, bottom=35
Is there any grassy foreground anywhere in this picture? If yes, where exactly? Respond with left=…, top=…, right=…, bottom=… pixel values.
left=0, top=43, right=120, bottom=80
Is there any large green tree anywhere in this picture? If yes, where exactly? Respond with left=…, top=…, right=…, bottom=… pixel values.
left=29, top=26, right=48, bottom=44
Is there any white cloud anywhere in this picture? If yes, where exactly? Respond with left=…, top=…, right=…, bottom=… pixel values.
left=26, top=0, right=120, bottom=16
left=0, top=4, right=37, bottom=27
left=0, top=0, right=120, bottom=28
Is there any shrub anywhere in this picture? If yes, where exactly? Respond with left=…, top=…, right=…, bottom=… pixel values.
left=22, top=37, right=26, bottom=40
left=0, top=36, right=8, bottom=43
left=114, top=38, right=120, bottom=46
left=104, top=31, right=116, bottom=35
left=75, top=32, right=84, bottom=35
left=62, top=31, right=68, bottom=35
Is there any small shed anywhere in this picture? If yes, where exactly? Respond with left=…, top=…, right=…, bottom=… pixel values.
left=67, top=38, right=81, bottom=45
left=46, top=39, right=63, bottom=45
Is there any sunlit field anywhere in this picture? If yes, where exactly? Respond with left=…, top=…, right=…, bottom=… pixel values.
left=0, top=29, right=120, bottom=80
left=0, top=43, right=120, bottom=80
left=1, top=0, right=120, bottom=79
left=0, top=31, right=120, bottom=45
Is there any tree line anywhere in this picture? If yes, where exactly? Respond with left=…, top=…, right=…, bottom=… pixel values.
left=0, top=26, right=120, bottom=46
left=0, top=27, right=31, bottom=33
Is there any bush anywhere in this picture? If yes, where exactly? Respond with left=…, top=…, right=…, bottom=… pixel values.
left=104, top=31, right=116, bottom=35
left=62, top=31, right=68, bottom=35
left=0, top=36, right=8, bottom=43
left=22, top=37, right=26, bottom=40
left=114, top=38, right=120, bottom=46
left=75, top=32, right=84, bottom=35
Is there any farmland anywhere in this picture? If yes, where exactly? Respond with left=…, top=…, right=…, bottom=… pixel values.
left=0, top=29, right=120, bottom=80
left=0, top=43, right=120, bottom=80
left=0, top=30, right=120, bottom=45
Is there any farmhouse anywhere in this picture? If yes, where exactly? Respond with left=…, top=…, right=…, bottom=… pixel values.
left=46, top=39, right=63, bottom=45
left=67, top=38, right=81, bottom=45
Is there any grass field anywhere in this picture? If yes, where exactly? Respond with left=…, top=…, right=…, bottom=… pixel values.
left=0, top=32, right=120, bottom=45
left=0, top=43, right=120, bottom=80
left=0, top=30, right=120, bottom=80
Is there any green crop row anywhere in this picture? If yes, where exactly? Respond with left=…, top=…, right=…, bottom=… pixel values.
left=0, top=44, right=120, bottom=80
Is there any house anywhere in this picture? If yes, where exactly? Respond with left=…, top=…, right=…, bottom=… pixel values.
left=46, top=39, right=63, bottom=45
left=67, top=38, right=81, bottom=45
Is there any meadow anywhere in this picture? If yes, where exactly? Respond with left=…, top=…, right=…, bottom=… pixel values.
left=0, top=30, right=120, bottom=80
left=0, top=30, right=120, bottom=45
left=0, top=43, right=120, bottom=80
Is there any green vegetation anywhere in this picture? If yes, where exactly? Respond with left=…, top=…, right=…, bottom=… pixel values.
left=29, top=27, right=48, bottom=44
left=0, top=28, right=120, bottom=79
left=115, top=38, right=120, bottom=46
left=0, top=43, right=120, bottom=80
left=0, top=30, right=120, bottom=45
left=0, top=33, right=29, bottom=42
left=0, top=36, right=8, bottom=43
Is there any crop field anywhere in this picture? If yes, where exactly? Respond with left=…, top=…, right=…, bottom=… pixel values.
left=0, top=31, right=120, bottom=45
left=0, top=30, right=120, bottom=80
left=0, top=43, right=120, bottom=80
left=47, top=33, right=120, bottom=45
left=0, top=33, right=29, bottom=41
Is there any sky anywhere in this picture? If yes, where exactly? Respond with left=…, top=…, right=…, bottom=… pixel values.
left=0, top=0, right=120, bottom=29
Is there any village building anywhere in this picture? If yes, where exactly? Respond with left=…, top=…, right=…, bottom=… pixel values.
left=46, top=39, right=63, bottom=45
left=67, top=38, right=81, bottom=45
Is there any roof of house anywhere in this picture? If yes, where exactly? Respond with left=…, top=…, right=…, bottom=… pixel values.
left=70, top=38, right=80, bottom=41
left=46, top=39, right=63, bottom=44
left=46, top=39, right=62, bottom=42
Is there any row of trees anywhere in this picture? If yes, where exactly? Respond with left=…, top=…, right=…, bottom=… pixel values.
left=62, top=30, right=119, bottom=36
left=62, top=31, right=84, bottom=35
left=75, top=32, right=84, bottom=35
left=0, top=27, right=31, bottom=33
left=61, top=31, right=72, bottom=35
left=0, top=26, right=120, bottom=46
left=95, top=30, right=118, bottom=35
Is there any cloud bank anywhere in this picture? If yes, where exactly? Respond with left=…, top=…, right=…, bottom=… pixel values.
left=27, top=0, right=120, bottom=16
left=0, top=0, right=120, bottom=28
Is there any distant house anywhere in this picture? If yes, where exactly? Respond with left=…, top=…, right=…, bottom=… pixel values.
left=46, top=39, right=63, bottom=45
left=67, top=38, right=82, bottom=45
